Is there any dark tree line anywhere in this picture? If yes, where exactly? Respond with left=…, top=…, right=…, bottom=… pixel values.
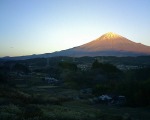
left=59, top=60, right=150, bottom=107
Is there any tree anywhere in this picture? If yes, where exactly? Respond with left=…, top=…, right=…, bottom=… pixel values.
left=59, top=61, right=77, bottom=71
left=13, top=63, right=30, bottom=73
left=0, top=72, right=8, bottom=84
left=92, top=60, right=100, bottom=69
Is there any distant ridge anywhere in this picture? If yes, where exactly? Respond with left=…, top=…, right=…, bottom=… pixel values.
left=1, top=32, right=150, bottom=60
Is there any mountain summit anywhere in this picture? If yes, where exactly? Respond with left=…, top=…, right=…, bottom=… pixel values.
left=98, top=32, right=124, bottom=40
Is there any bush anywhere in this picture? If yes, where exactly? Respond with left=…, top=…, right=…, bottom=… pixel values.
left=0, top=104, right=21, bottom=120
left=0, top=112, right=18, bottom=120
left=0, top=72, right=8, bottom=84
left=0, top=104, right=21, bottom=114
left=24, top=104, right=43, bottom=119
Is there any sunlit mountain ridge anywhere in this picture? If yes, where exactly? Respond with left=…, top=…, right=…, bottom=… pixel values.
left=73, top=32, right=150, bottom=54
left=1, top=32, right=150, bottom=60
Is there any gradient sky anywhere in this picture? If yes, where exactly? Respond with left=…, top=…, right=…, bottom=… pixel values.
left=0, top=0, right=150, bottom=57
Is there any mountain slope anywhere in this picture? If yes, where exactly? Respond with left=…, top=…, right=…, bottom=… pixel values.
left=42, top=32, right=150, bottom=57
left=73, top=32, right=150, bottom=53
left=1, top=32, right=150, bottom=60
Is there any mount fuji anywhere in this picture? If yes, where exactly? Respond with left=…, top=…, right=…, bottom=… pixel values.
left=51, top=32, right=150, bottom=57
left=2, top=32, right=150, bottom=60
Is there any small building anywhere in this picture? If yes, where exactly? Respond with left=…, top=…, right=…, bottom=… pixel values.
left=80, top=88, right=92, bottom=94
left=99, top=95, right=112, bottom=101
left=77, top=64, right=91, bottom=71
left=89, top=94, right=126, bottom=106
left=111, top=96, right=126, bottom=106
left=44, top=77, right=59, bottom=84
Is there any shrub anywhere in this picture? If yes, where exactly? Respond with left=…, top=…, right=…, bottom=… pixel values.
left=0, top=112, right=18, bottom=120
left=0, top=104, right=21, bottom=114
left=0, top=104, right=21, bottom=120
left=23, top=104, right=43, bottom=119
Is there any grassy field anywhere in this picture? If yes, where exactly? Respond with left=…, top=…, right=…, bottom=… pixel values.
left=0, top=84, right=150, bottom=120
left=24, top=85, right=150, bottom=120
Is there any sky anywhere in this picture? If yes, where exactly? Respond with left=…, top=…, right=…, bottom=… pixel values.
left=0, top=0, right=150, bottom=57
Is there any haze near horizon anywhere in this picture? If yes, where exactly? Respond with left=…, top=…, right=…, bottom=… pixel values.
left=0, top=0, right=150, bottom=57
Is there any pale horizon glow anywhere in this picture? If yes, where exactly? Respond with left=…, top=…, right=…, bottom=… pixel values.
left=0, top=0, right=150, bottom=57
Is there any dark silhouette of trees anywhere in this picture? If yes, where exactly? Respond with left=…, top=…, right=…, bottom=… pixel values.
left=12, top=63, right=30, bottom=73
left=59, top=61, right=77, bottom=71
left=0, top=72, right=8, bottom=84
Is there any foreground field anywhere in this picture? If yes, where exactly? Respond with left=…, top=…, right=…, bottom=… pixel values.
left=0, top=85, right=150, bottom=120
